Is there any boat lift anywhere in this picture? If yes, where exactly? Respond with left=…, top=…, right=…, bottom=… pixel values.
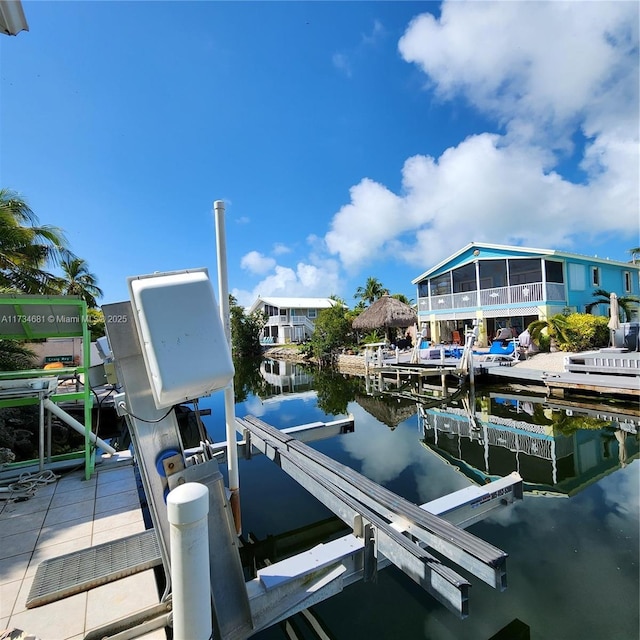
left=87, top=265, right=524, bottom=640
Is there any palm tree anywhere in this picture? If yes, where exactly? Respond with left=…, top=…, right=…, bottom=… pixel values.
left=0, top=340, right=36, bottom=371
left=0, top=188, right=71, bottom=293
left=57, top=257, right=103, bottom=308
left=391, top=293, right=414, bottom=306
left=354, top=277, right=389, bottom=306
left=629, top=247, right=640, bottom=264
left=528, top=314, right=571, bottom=352
left=585, top=288, right=639, bottom=322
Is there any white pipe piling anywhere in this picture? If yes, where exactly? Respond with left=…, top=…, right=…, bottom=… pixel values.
left=214, top=199, right=241, bottom=534
left=167, top=482, right=211, bottom=640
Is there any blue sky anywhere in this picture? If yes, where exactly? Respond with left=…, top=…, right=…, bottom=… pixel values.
left=1, top=1, right=638, bottom=308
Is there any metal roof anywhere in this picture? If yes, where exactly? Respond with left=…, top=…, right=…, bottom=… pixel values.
left=412, top=242, right=639, bottom=284
left=248, top=296, right=337, bottom=314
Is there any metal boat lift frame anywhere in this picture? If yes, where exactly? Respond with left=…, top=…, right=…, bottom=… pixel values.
left=87, top=298, right=524, bottom=640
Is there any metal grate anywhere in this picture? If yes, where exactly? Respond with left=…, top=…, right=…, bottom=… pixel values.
left=27, top=529, right=161, bottom=608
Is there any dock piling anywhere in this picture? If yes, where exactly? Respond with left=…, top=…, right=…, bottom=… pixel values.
left=167, top=482, right=212, bottom=640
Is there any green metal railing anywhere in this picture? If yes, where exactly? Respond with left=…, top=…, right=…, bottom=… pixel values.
left=0, top=295, right=94, bottom=479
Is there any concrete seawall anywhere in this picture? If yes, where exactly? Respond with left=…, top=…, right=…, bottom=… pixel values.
left=262, top=347, right=367, bottom=373
left=262, top=347, right=578, bottom=377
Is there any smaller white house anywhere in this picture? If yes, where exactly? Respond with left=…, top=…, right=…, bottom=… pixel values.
left=248, top=296, right=338, bottom=345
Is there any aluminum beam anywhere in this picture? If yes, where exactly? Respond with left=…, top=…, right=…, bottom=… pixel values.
left=238, top=417, right=472, bottom=616
left=241, top=415, right=508, bottom=591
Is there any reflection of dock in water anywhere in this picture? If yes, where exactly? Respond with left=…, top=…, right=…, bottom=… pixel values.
left=418, top=393, right=639, bottom=496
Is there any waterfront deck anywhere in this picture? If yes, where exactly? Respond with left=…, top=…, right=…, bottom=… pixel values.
left=0, top=455, right=164, bottom=640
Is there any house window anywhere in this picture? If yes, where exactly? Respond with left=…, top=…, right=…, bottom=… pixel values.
left=478, top=259, right=507, bottom=289
left=544, top=260, right=564, bottom=283
left=591, top=266, right=600, bottom=287
left=568, top=263, right=586, bottom=290
left=430, top=274, right=451, bottom=296
left=623, top=271, right=632, bottom=293
left=508, top=258, right=542, bottom=285
left=308, top=309, right=317, bottom=319
left=452, top=263, right=476, bottom=293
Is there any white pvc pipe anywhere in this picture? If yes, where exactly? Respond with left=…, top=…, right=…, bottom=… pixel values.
left=43, top=399, right=116, bottom=455
left=39, top=393, right=45, bottom=471
left=167, top=482, right=211, bottom=640
left=214, top=199, right=241, bottom=534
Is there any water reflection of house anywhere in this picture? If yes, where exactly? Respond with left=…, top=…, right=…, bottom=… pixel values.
left=418, top=394, right=639, bottom=496
left=260, top=359, right=314, bottom=397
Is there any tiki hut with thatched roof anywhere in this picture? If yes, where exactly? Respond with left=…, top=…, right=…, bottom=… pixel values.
left=352, top=295, right=417, bottom=342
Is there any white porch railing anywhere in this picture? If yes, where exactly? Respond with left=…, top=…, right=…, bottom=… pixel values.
left=418, top=281, right=565, bottom=311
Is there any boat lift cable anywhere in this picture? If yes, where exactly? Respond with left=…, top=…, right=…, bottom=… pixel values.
left=116, top=401, right=176, bottom=424
left=191, top=397, right=209, bottom=443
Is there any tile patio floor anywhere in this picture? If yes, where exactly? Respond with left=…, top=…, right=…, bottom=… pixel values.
left=0, top=456, right=165, bottom=640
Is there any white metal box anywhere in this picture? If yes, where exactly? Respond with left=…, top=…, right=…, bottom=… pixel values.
left=127, top=268, right=234, bottom=409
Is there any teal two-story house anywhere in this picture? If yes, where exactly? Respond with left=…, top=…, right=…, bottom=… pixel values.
left=412, top=242, right=639, bottom=346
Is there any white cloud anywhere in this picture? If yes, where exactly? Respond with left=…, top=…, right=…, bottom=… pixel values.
left=325, top=2, right=639, bottom=273
left=332, top=52, right=352, bottom=77
left=325, top=178, right=403, bottom=270
left=361, top=19, right=384, bottom=46
left=334, top=19, right=385, bottom=78
left=240, top=251, right=276, bottom=275
left=232, top=259, right=343, bottom=309
left=398, top=2, right=638, bottom=147
left=272, top=242, right=291, bottom=256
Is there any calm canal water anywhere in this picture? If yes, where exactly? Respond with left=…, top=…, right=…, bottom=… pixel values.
left=199, top=359, right=639, bottom=640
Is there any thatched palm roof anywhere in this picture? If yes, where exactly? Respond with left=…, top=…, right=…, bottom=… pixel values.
left=352, top=295, right=417, bottom=331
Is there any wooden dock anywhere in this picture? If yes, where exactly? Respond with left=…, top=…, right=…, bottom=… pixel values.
left=478, top=349, right=640, bottom=399
left=543, top=371, right=639, bottom=397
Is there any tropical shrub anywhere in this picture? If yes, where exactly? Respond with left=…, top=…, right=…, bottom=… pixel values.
left=536, top=333, right=551, bottom=352
left=0, top=340, right=36, bottom=371
left=304, top=304, right=354, bottom=366
left=562, top=313, right=610, bottom=351
left=528, top=314, right=571, bottom=352
left=230, top=303, right=266, bottom=357
left=528, top=312, right=609, bottom=352
left=362, top=330, right=384, bottom=344
left=87, top=308, right=105, bottom=342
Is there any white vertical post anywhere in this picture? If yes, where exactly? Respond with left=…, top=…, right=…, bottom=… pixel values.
left=213, top=199, right=241, bottom=534
left=38, top=392, right=45, bottom=471
left=167, top=483, right=211, bottom=640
